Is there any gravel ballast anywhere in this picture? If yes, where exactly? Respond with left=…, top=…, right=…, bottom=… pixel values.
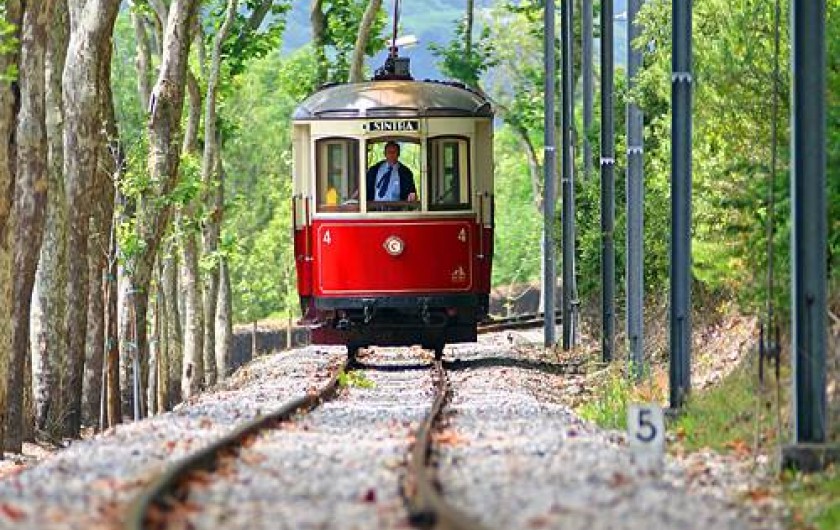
left=0, top=337, right=787, bottom=530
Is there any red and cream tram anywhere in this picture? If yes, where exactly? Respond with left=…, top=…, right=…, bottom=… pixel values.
left=292, top=66, right=494, bottom=359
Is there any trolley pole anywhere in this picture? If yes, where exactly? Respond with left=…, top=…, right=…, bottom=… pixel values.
left=599, top=0, right=615, bottom=361
left=781, top=0, right=833, bottom=472
left=543, top=0, right=557, bottom=347
left=626, top=0, right=644, bottom=379
left=670, top=0, right=692, bottom=409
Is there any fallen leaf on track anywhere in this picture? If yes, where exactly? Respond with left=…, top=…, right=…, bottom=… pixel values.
left=0, top=503, right=26, bottom=521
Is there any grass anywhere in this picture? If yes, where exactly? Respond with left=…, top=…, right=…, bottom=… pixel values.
left=577, top=362, right=669, bottom=431
left=783, top=465, right=840, bottom=530
left=337, top=369, right=375, bottom=389
left=670, top=357, right=782, bottom=454
left=576, top=349, right=840, bottom=530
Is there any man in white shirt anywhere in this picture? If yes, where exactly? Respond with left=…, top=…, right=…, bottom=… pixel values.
left=365, top=141, right=417, bottom=202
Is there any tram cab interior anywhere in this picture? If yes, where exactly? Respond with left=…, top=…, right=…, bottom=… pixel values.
left=304, top=125, right=481, bottom=215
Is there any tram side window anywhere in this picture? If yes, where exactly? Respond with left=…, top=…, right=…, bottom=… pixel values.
left=428, top=137, right=470, bottom=211
left=316, top=138, right=359, bottom=212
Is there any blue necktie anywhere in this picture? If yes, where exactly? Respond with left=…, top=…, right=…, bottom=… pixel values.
left=377, top=164, right=393, bottom=197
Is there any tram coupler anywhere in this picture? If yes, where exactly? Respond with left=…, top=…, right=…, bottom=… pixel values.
left=363, top=301, right=377, bottom=324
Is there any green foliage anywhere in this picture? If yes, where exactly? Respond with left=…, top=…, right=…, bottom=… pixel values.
left=784, top=466, right=840, bottom=530
left=491, top=126, right=542, bottom=287
left=0, top=17, right=18, bottom=82
left=577, top=366, right=634, bottom=430
left=113, top=134, right=152, bottom=275
left=429, top=16, right=498, bottom=88
left=633, top=0, right=816, bottom=313
left=319, top=0, right=387, bottom=83
left=228, top=174, right=295, bottom=323
left=115, top=217, right=148, bottom=274
left=223, top=50, right=306, bottom=323
left=337, top=369, right=375, bottom=389
left=111, top=12, right=148, bottom=146
left=669, top=359, right=767, bottom=453
left=828, top=0, right=840, bottom=280
left=217, top=1, right=292, bottom=78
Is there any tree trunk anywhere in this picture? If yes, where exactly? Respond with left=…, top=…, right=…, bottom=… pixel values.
left=286, top=310, right=292, bottom=350
left=154, top=260, right=168, bottom=412
left=131, top=0, right=199, bottom=410
left=147, top=285, right=159, bottom=415
left=215, top=257, right=232, bottom=380
left=3, top=0, right=52, bottom=453
left=182, top=70, right=200, bottom=154
left=200, top=0, right=236, bottom=388
left=310, top=0, right=328, bottom=86
left=0, top=1, right=23, bottom=456
left=83, top=37, right=119, bottom=427
left=180, top=225, right=204, bottom=399
left=31, top=0, right=68, bottom=436
left=62, top=0, right=120, bottom=438
left=252, top=321, right=257, bottom=359
left=105, top=231, right=120, bottom=427
left=6, top=0, right=54, bottom=453
left=162, top=246, right=182, bottom=404
left=148, top=0, right=169, bottom=34
left=131, top=10, right=152, bottom=113
left=117, top=270, right=133, bottom=418
left=349, top=0, right=382, bottom=83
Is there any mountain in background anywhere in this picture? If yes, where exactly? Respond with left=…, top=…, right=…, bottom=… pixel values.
left=283, top=0, right=628, bottom=82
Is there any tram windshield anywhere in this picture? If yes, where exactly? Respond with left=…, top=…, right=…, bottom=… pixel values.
left=365, top=139, right=421, bottom=212
left=314, top=136, right=473, bottom=214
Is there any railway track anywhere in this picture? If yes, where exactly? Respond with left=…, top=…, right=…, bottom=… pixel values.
left=124, top=348, right=492, bottom=530
left=124, top=313, right=564, bottom=530
left=403, top=360, right=490, bottom=530
left=477, top=311, right=561, bottom=334
left=124, top=356, right=350, bottom=530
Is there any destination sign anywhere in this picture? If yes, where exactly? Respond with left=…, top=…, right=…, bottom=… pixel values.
left=366, top=120, right=420, bottom=132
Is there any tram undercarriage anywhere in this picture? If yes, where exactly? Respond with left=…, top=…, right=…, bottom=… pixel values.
left=300, top=294, right=488, bottom=358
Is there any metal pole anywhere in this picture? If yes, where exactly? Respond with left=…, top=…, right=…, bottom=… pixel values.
left=582, top=0, right=593, bottom=181
left=670, top=0, right=692, bottom=408
left=543, top=0, right=557, bottom=347
left=561, top=0, right=576, bottom=350
left=790, top=0, right=826, bottom=443
left=626, top=0, right=644, bottom=378
left=599, top=0, right=615, bottom=361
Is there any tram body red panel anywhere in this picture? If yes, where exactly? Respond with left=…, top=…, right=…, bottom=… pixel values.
left=313, top=219, right=476, bottom=295
left=294, top=227, right=313, bottom=295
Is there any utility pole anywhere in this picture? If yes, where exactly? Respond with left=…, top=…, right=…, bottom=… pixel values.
left=626, top=0, right=644, bottom=378
left=781, top=0, right=835, bottom=473
left=600, top=0, right=615, bottom=361
left=582, top=0, right=593, bottom=181
left=543, top=0, right=557, bottom=347
left=561, top=0, right=576, bottom=350
left=670, top=0, right=692, bottom=408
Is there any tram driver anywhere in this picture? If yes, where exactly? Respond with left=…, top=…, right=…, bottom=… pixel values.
left=365, top=141, right=417, bottom=202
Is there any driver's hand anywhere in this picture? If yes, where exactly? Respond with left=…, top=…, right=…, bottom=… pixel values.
left=407, top=192, right=417, bottom=201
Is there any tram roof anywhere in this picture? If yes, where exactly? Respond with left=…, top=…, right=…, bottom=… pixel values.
left=292, top=80, right=493, bottom=120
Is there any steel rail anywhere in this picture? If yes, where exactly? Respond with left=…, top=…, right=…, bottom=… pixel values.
left=404, top=360, right=491, bottom=530
left=477, top=311, right=562, bottom=334
left=124, top=357, right=350, bottom=530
